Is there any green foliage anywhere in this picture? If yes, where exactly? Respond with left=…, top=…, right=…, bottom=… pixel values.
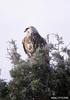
left=1, top=34, right=70, bottom=100
left=48, top=34, right=70, bottom=97
left=7, top=36, right=70, bottom=99
left=7, top=41, right=50, bottom=100
left=7, top=40, right=21, bottom=65
left=0, top=79, right=9, bottom=100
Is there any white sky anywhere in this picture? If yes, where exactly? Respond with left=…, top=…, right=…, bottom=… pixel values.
left=0, top=0, right=70, bottom=81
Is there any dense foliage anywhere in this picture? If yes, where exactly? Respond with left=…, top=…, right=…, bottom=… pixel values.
left=0, top=79, right=9, bottom=100
left=0, top=34, right=70, bottom=100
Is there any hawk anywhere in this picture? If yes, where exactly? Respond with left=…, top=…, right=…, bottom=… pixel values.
left=22, top=26, right=47, bottom=57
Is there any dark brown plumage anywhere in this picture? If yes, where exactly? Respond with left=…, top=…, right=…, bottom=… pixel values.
left=22, top=26, right=47, bottom=57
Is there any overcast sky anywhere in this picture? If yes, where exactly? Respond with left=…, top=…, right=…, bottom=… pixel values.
left=0, top=0, right=70, bottom=81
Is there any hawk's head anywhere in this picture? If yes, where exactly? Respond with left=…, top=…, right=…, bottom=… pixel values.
left=24, top=26, right=39, bottom=36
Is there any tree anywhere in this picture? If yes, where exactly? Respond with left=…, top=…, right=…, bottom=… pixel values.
left=7, top=40, right=51, bottom=100
left=47, top=33, right=70, bottom=97
left=7, top=34, right=70, bottom=100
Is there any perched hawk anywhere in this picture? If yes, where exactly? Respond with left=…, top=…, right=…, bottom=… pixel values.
left=22, top=26, right=47, bottom=57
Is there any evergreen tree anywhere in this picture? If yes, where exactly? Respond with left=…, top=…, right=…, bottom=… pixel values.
left=7, top=40, right=51, bottom=100
left=7, top=34, right=70, bottom=100
left=47, top=34, right=70, bottom=97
